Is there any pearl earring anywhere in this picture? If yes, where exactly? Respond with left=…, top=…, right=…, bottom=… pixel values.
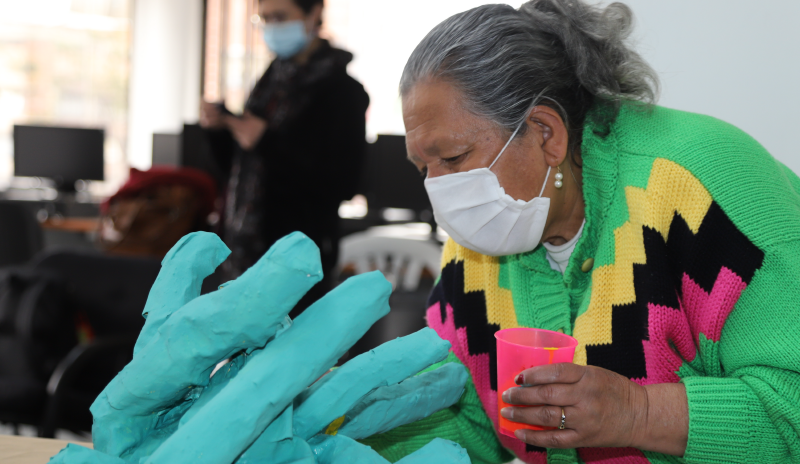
left=554, top=166, right=564, bottom=189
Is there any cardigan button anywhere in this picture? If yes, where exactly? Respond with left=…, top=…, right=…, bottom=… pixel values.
left=581, top=258, right=595, bottom=273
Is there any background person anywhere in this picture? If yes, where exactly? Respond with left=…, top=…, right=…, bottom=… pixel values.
left=200, top=0, right=369, bottom=312
left=361, top=1, right=800, bottom=463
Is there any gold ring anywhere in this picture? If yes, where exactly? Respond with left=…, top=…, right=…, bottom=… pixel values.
left=559, top=408, right=566, bottom=430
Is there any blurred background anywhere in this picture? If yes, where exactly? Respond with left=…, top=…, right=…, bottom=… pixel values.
left=0, top=0, right=797, bottom=444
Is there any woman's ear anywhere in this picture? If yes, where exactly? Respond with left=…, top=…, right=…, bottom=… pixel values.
left=307, top=3, right=323, bottom=31
left=526, top=105, right=569, bottom=168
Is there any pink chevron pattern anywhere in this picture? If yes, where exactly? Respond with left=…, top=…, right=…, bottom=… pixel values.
left=633, top=266, right=746, bottom=387
left=681, top=267, right=747, bottom=343
left=425, top=266, right=748, bottom=463
left=635, top=302, right=697, bottom=386
left=427, top=302, right=547, bottom=464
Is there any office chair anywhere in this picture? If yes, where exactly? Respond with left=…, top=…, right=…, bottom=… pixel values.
left=0, top=201, right=44, bottom=268
left=0, top=268, right=71, bottom=431
left=0, top=249, right=160, bottom=437
left=33, top=250, right=161, bottom=437
left=338, top=226, right=442, bottom=359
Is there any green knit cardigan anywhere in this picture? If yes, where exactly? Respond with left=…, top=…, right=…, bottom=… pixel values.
left=362, top=104, right=800, bottom=463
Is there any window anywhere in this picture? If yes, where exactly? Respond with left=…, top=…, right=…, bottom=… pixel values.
left=0, top=0, right=132, bottom=195
left=203, top=0, right=270, bottom=113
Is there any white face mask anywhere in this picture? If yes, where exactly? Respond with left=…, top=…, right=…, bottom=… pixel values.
left=423, top=121, right=551, bottom=256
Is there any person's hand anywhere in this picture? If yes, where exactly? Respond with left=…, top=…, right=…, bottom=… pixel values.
left=501, top=363, right=689, bottom=455
left=49, top=231, right=472, bottom=464
left=226, top=111, right=268, bottom=150
left=199, top=100, right=226, bottom=129
left=500, top=363, right=650, bottom=450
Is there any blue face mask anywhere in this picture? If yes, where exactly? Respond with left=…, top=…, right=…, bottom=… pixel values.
left=261, top=20, right=311, bottom=59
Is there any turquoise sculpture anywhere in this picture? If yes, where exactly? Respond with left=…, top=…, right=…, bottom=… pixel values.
left=49, top=231, right=471, bottom=463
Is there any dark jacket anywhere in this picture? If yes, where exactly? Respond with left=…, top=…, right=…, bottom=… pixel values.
left=205, top=41, right=369, bottom=283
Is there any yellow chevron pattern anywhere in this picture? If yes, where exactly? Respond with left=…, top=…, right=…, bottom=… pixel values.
left=572, top=158, right=713, bottom=365
left=440, top=240, right=519, bottom=330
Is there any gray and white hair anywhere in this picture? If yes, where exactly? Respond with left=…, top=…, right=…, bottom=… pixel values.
left=400, top=0, right=659, bottom=157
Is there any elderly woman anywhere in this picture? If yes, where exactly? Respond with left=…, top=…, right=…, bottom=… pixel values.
left=361, top=1, right=800, bottom=463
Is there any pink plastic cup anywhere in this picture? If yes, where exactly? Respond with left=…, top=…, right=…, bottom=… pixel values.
left=495, top=328, right=578, bottom=438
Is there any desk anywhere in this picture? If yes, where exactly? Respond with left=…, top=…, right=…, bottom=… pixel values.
left=0, top=435, right=92, bottom=464
left=41, top=217, right=100, bottom=234
left=0, top=196, right=101, bottom=251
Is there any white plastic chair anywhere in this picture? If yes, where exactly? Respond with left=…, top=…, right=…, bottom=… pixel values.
left=338, top=224, right=443, bottom=292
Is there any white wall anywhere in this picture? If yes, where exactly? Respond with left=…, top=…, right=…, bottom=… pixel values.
left=325, top=0, right=525, bottom=138
left=330, top=1, right=799, bottom=173
left=615, top=1, right=800, bottom=174
left=127, top=0, right=204, bottom=169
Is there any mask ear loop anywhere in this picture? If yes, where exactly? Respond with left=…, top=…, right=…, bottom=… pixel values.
left=488, top=119, right=526, bottom=171
left=486, top=113, right=551, bottom=199
left=537, top=166, right=552, bottom=198
left=488, top=97, right=557, bottom=199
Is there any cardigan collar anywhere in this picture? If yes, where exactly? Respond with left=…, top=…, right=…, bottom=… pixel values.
left=515, top=103, right=622, bottom=290
left=565, top=104, right=622, bottom=284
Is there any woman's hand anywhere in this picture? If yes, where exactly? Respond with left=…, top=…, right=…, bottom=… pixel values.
left=501, top=363, right=688, bottom=456
left=199, top=100, right=226, bottom=129
left=199, top=102, right=267, bottom=150
left=226, top=111, right=268, bottom=150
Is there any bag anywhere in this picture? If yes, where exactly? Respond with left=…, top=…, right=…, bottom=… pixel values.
left=98, top=184, right=205, bottom=258
left=97, top=167, right=217, bottom=258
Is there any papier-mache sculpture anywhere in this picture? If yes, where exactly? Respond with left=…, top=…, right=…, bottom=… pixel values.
left=49, top=231, right=471, bottom=464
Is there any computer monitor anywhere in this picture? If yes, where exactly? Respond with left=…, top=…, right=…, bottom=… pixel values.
left=182, top=124, right=223, bottom=183
left=152, top=133, right=181, bottom=166
left=13, top=124, right=104, bottom=191
left=360, top=134, right=431, bottom=213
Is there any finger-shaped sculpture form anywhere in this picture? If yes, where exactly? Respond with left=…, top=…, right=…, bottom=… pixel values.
left=49, top=444, right=126, bottom=464
left=309, top=434, right=389, bottom=464
left=143, top=271, right=392, bottom=464
left=309, top=435, right=471, bottom=464
left=395, top=438, right=471, bottom=464
left=133, top=232, right=231, bottom=356
left=50, top=231, right=474, bottom=464
left=238, top=437, right=316, bottom=464
left=336, top=363, right=469, bottom=440
left=93, top=232, right=323, bottom=458
left=235, top=403, right=317, bottom=464
left=120, top=354, right=250, bottom=463
left=293, top=328, right=451, bottom=440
